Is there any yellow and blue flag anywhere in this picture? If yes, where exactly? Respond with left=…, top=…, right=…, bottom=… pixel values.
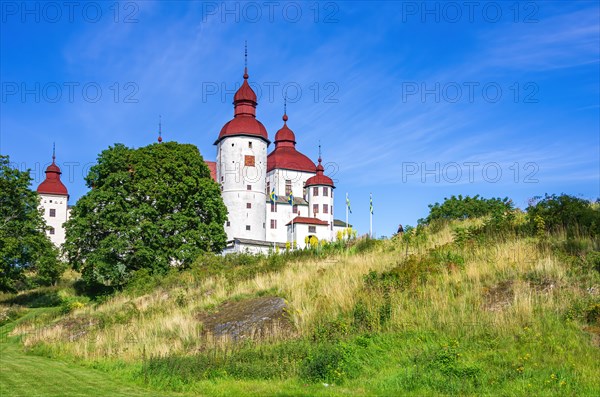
left=346, top=194, right=352, bottom=214
left=270, top=189, right=277, bottom=203
left=288, top=192, right=294, bottom=206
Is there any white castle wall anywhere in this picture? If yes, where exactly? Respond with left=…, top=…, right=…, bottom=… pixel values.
left=265, top=169, right=314, bottom=243
left=217, top=135, right=268, bottom=241
left=39, top=193, right=69, bottom=247
left=306, top=185, right=335, bottom=240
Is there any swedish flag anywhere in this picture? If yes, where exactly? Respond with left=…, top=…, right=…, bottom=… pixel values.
left=270, top=189, right=277, bottom=203
left=370, top=193, right=373, bottom=215
left=288, top=192, right=294, bottom=206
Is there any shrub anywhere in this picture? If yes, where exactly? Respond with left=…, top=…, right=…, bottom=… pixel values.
left=527, top=194, right=600, bottom=237
left=300, top=342, right=358, bottom=384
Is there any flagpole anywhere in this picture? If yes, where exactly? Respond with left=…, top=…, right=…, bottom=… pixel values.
left=370, top=193, right=373, bottom=238
left=345, top=192, right=349, bottom=238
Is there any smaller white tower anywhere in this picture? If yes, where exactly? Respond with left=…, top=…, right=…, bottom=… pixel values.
left=37, top=145, right=69, bottom=247
left=305, top=151, right=335, bottom=240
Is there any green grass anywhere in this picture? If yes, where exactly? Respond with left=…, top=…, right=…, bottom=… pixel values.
left=3, top=220, right=600, bottom=396
left=0, top=310, right=185, bottom=397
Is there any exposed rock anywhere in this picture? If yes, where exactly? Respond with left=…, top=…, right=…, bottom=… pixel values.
left=483, top=280, right=514, bottom=312
left=197, top=296, right=293, bottom=341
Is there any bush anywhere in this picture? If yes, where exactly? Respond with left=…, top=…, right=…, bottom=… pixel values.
left=527, top=194, right=600, bottom=237
left=420, top=194, right=513, bottom=224
left=300, top=342, right=358, bottom=384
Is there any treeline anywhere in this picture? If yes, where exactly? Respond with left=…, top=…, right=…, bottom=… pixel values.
left=419, top=193, right=600, bottom=238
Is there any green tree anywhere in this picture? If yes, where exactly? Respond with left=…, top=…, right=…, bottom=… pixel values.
left=527, top=194, right=600, bottom=237
left=64, top=142, right=228, bottom=288
left=0, top=155, right=61, bottom=292
left=420, top=194, right=514, bottom=224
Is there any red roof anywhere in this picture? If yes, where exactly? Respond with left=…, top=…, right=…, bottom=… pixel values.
left=305, top=157, right=335, bottom=188
left=217, top=116, right=269, bottom=144
left=286, top=216, right=329, bottom=226
left=37, top=158, right=68, bottom=196
left=205, top=160, right=217, bottom=182
left=267, top=113, right=315, bottom=173
left=215, top=68, right=269, bottom=145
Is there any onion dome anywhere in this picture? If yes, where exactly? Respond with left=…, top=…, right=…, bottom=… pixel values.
left=267, top=112, right=315, bottom=173
left=305, top=156, right=335, bottom=188
left=37, top=147, right=68, bottom=196
left=214, top=66, right=269, bottom=145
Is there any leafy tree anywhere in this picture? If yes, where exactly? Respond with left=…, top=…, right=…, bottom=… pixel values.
left=64, top=142, right=228, bottom=288
left=526, top=194, right=600, bottom=237
left=0, top=155, right=61, bottom=292
left=420, top=194, right=514, bottom=224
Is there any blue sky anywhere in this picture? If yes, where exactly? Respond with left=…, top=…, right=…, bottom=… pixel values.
left=1, top=1, right=599, bottom=237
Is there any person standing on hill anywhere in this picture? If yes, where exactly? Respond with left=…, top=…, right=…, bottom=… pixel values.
left=397, top=224, right=404, bottom=235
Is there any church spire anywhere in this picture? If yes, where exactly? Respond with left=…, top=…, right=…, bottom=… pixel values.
left=243, top=40, right=249, bottom=79
left=158, top=115, right=163, bottom=143
left=233, top=41, right=257, bottom=117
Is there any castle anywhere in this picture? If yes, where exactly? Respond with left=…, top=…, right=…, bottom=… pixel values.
left=37, top=62, right=348, bottom=254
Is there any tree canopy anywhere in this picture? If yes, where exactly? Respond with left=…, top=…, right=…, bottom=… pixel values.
left=0, top=155, right=61, bottom=292
left=419, top=194, right=514, bottom=224
left=64, top=142, right=228, bottom=288
left=527, top=194, right=600, bottom=237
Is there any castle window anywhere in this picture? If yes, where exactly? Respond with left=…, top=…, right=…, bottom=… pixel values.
left=293, top=205, right=298, bottom=214
left=49, top=200, right=52, bottom=203
left=285, top=180, right=292, bottom=196
left=323, top=187, right=329, bottom=196
left=247, top=184, right=252, bottom=190
left=271, top=203, right=277, bottom=213
left=323, top=204, right=329, bottom=214
left=246, top=203, right=251, bottom=209
left=248, top=141, right=252, bottom=148
left=226, top=221, right=231, bottom=227
left=309, top=226, right=316, bottom=233
left=313, top=204, right=319, bottom=214
left=49, top=227, right=55, bottom=235
left=266, top=181, right=270, bottom=196
left=270, top=219, right=277, bottom=229
left=246, top=225, right=251, bottom=231
left=49, top=209, right=56, bottom=217
left=313, top=187, right=318, bottom=196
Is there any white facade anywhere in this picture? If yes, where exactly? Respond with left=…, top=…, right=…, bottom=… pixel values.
left=287, top=222, right=330, bottom=249
left=265, top=169, right=314, bottom=243
left=217, top=135, right=268, bottom=242
left=305, top=184, right=335, bottom=240
left=39, top=193, right=69, bottom=247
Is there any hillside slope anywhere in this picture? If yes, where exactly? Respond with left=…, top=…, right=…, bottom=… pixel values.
left=3, top=220, right=600, bottom=396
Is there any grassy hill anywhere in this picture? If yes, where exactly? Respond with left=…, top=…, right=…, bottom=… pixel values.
left=2, top=218, right=599, bottom=396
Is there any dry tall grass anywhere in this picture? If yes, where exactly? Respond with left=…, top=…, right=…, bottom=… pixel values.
left=13, top=220, right=594, bottom=363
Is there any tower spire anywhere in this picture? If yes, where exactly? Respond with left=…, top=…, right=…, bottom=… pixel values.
left=158, top=115, right=163, bottom=143
left=318, top=141, right=322, bottom=163
left=283, top=95, right=288, bottom=123
left=52, top=142, right=56, bottom=163
left=243, top=41, right=248, bottom=79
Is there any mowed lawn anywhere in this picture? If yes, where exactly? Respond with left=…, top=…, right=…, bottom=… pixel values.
left=0, top=320, right=183, bottom=397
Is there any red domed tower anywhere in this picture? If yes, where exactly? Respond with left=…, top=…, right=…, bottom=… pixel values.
left=267, top=111, right=315, bottom=173
left=215, top=44, right=268, bottom=242
left=37, top=145, right=69, bottom=246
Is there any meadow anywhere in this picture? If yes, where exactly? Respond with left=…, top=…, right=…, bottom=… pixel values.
left=1, top=214, right=599, bottom=396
